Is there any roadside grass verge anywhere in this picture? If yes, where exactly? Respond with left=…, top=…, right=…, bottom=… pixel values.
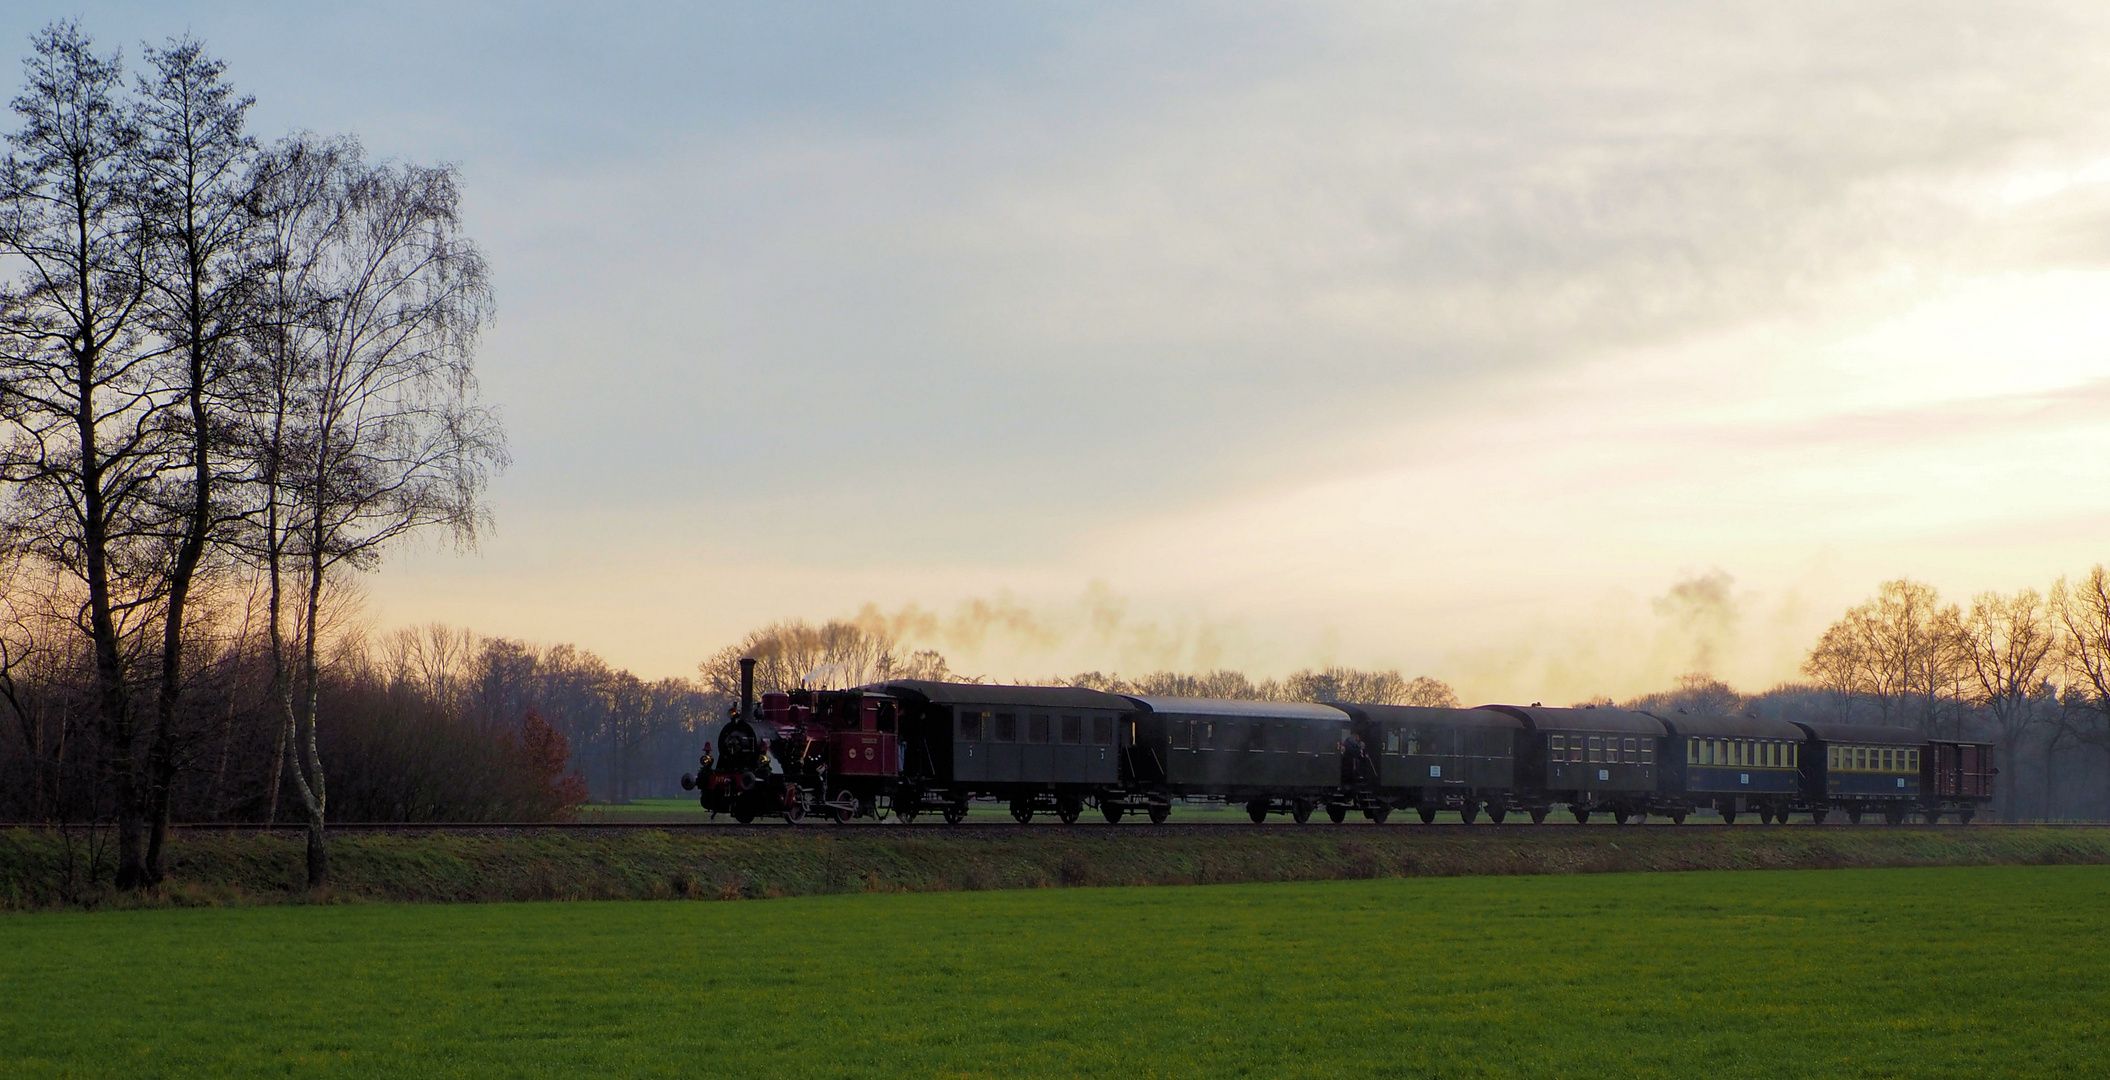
left=0, top=865, right=2103, bottom=1078
left=2, top=823, right=2106, bottom=911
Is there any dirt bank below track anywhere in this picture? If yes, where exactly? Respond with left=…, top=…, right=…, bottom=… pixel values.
left=5, top=823, right=2106, bottom=911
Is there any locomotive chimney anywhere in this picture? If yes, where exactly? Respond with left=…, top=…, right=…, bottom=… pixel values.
left=739, top=657, right=756, bottom=720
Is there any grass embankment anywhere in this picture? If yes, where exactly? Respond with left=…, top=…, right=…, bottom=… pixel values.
left=3, top=823, right=2106, bottom=911
left=2, top=865, right=2104, bottom=1078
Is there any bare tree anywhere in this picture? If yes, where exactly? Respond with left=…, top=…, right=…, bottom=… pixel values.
left=132, top=35, right=257, bottom=881
left=1802, top=579, right=1964, bottom=731
left=1960, top=587, right=2053, bottom=819
left=0, top=23, right=166, bottom=887
left=2053, top=567, right=2110, bottom=809
left=241, top=136, right=500, bottom=886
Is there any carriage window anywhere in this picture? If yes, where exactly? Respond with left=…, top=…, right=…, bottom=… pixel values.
left=1093, top=716, right=1114, bottom=745
left=1030, top=714, right=1051, bottom=743
left=994, top=713, right=1017, bottom=742
left=1685, top=740, right=1696, bottom=764
left=1789, top=744, right=1798, bottom=768
left=1908, top=748, right=1920, bottom=771
left=1551, top=735, right=1566, bottom=759
left=1588, top=737, right=1603, bottom=763
left=1827, top=746, right=1838, bottom=770
left=1408, top=734, right=1423, bottom=756
left=958, top=711, right=984, bottom=741
left=1641, top=742, right=1654, bottom=764
left=1623, top=738, right=1637, bottom=763
left=1061, top=715, right=1084, bottom=744
left=1246, top=723, right=1269, bottom=753
left=1171, top=720, right=1191, bottom=749
left=1388, top=729, right=1402, bottom=754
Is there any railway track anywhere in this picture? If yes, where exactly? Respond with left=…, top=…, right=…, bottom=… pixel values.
left=8, top=820, right=2103, bottom=834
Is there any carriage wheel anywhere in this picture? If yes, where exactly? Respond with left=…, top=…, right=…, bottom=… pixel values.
left=1612, top=808, right=1630, bottom=825
left=1148, top=802, right=1171, bottom=824
left=1487, top=806, right=1508, bottom=825
left=1669, top=810, right=1687, bottom=825
left=1810, top=809, right=1827, bottom=825
left=1247, top=799, right=1269, bottom=824
left=943, top=801, right=969, bottom=825
left=1721, top=808, right=1736, bottom=825
left=1846, top=807, right=1863, bottom=825
left=1291, top=799, right=1314, bottom=825
left=1460, top=801, right=1480, bottom=825
left=1010, top=798, right=1034, bottom=825
left=1101, top=802, right=1123, bottom=825
left=1922, top=807, right=1941, bottom=824
left=1572, top=808, right=1590, bottom=825
left=1530, top=807, right=1549, bottom=825
left=1367, top=805, right=1392, bottom=825
left=1884, top=806, right=1906, bottom=827
left=1958, top=807, right=1975, bottom=825
left=831, top=789, right=857, bottom=825
left=1757, top=806, right=1773, bottom=825
left=1327, top=804, right=1348, bottom=824
left=1417, top=807, right=1437, bottom=825
left=1056, top=797, right=1082, bottom=825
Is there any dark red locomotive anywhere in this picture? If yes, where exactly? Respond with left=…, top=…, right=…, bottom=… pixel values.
left=682, top=658, right=901, bottom=824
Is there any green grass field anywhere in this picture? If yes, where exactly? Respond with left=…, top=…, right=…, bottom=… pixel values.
left=3, top=865, right=2103, bottom=1078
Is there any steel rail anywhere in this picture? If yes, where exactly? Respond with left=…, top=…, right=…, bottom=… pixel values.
left=5, top=820, right=2103, bottom=833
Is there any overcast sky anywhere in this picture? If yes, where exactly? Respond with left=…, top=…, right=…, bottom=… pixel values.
left=10, top=2, right=2110, bottom=702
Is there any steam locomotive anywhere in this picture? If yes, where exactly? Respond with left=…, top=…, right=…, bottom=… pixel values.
left=680, top=658, right=1995, bottom=826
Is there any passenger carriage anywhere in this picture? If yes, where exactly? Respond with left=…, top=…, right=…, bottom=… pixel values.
left=1485, top=705, right=1662, bottom=823
left=1792, top=722, right=1925, bottom=825
left=1123, top=696, right=1351, bottom=823
left=878, top=680, right=1131, bottom=824
left=1331, top=704, right=1524, bottom=823
left=1645, top=712, right=1805, bottom=824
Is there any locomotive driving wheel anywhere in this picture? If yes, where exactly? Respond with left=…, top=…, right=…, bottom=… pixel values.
left=831, top=789, right=857, bottom=825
